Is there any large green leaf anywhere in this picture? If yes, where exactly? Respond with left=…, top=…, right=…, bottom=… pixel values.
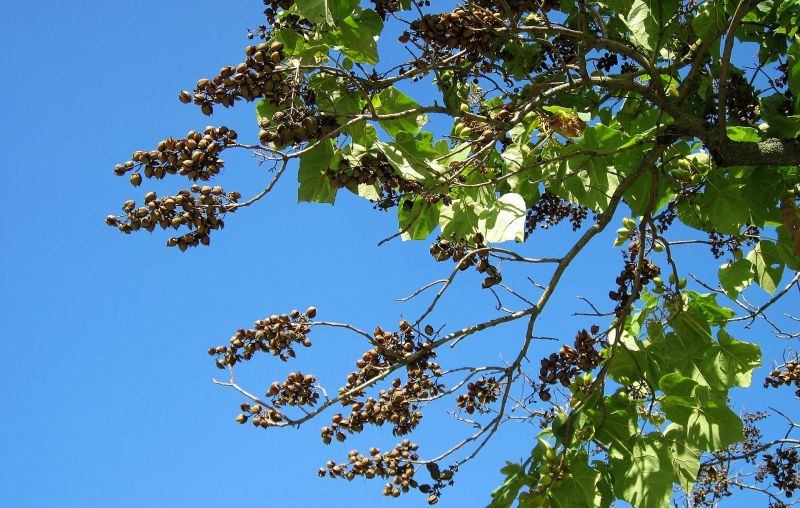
left=664, top=424, right=701, bottom=493
left=747, top=240, right=785, bottom=294
left=715, top=329, right=761, bottom=388
left=659, top=374, right=744, bottom=450
left=612, top=434, right=674, bottom=508
left=297, top=140, right=337, bottom=203
left=718, top=258, right=754, bottom=298
left=545, top=453, right=601, bottom=508
left=326, top=8, right=382, bottom=65
left=295, top=0, right=358, bottom=25
left=439, top=198, right=481, bottom=240
left=480, top=193, right=527, bottom=243
left=398, top=197, right=440, bottom=240
left=788, top=38, right=800, bottom=109
left=373, top=87, right=427, bottom=138
left=489, top=461, right=528, bottom=508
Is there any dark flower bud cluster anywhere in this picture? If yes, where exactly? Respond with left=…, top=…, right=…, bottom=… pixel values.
left=319, top=440, right=432, bottom=501
left=758, top=448, right=800, bottom=498
left=545, top=35, right=578, bottom=69
left=707, top=226, right=758, bottom=259
left=525, top=191, right=588, bottom=237
left=114, top=126, right=237, bottom=183
left=538, top=327, right=602, bottom=402
left=208, top=307, right=317, bottom=367
left=235, top=402, right=284, bottom=427
left=596, top=52, right=619, bottom=73
left=106, top=185, right=241, bottom=250
left=455, top=376, right=501, bottom=414
left=764, top=358, right=800, bottom=397
left=180, top=41, right=287, bottom=115
left=267, top=371, right=319, bottom=407
left=429, top=233, right=503, bottom=288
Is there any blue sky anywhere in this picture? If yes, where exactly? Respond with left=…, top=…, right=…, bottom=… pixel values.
left=1, top=2, right=797, bottom=507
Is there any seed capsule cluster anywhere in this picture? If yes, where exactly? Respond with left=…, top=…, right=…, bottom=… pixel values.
left=106, top=186, right=241, bottom=250
left=321, top=323, right=443, bottom=442
left=371, top=0, right=405, bottom=20
left=725, top=72, right=760, bottom=126
left=236, top=402, right=284, bottom=427
left=764, top=359, right=800, bottom=397
left=691, top=464, right=732, bottom=506
left=114, top=126, right=237, bottom=183
left=451, top=115, right=511, bottom=148
left=319, top=441, right=428, bottom=500
left=538, top=328, right=602, bottom=402
left=408, top=6, right=505, bottom=59
left=208, top=307, right=317, bottom=367
left=259, top=108, right=339, bottom=148
left=429, top=234, right=503, bottom=288
left=758, top=448, right=800, bottom=498
left=263, top=0, right=294, bottom=24
left=180, top=41, right=287, bottom=115
left=267, top=371, right=319, bottom=407
left=326, top=152, right=425, bottom=210
left=608, top=241, right=661, bottom=315
left=525, top=191, right=588, bottom=236
left=456, top=376, right=501, bottom=414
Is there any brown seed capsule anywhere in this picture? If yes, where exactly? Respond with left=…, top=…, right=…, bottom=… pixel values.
left=129, top=173, right=142, bottom=186
left=305, top=306, right=317, bottom=319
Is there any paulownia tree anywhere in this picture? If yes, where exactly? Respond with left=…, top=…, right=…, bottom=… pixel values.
left=107, top=0, right=800, bottom=506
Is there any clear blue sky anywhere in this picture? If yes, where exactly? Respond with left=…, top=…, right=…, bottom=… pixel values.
left=0, top=2, right=795, bottom=507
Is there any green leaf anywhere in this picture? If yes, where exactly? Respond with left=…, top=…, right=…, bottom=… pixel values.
left=480, top=193, right=527, bottom=243
left=374, top=87, right=427, bottom=138
left=297, top=140, right=337, bottom=203
left=664, top=424, right=701, bottom=493
left=788, top=38, right=800, bottom=109
left=591, top=396, right=638, bottom=459
left=698, top=170, right=752, bottom=235
left=295, top=0, right=358, bottom=25
left=692, top=1, right=726, bottom=40
left=327, top=8, right=382, bottom=65
left=659, top=374, right=744, bottom=450
left=623, top=0, right=657, bottom=52
left=612, top=434, right=674, bottom=508
left=398, top=197, right=440, bottom=240
left=726, top=126, right=762, bottom=142
left=715, top=329, right=761, bottom=388
left=439, top=198, right=481, bottom=240
left=719, top=258, right=754, bottom=298
left=489, top=462, right=528, bottom=508
left=682, top=292, right=735, bottom=325
left=747, top=240, right=785, bottom=294
left=545, top=453, right=601, bottom=507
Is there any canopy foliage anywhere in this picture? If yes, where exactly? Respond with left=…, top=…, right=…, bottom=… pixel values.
left=108, top=0, right=800, bottom=506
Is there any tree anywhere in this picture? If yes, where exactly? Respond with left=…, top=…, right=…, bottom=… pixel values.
left=106, top=0, right=800, bottom=505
